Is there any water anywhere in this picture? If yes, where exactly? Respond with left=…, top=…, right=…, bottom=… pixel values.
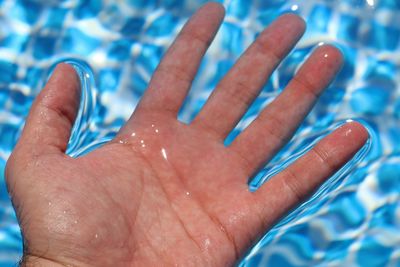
left=0, top=0, right=399, bottom=266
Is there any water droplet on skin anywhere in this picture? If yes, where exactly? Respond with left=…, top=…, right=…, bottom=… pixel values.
left=63, top=210, right=66, bottom=214
left=140, top=140, right=146, bottom=148
left=95, top=234, right=98, bottom=239
left=74, top=220, right=78, bottom=224
left=131, top=132, right=136, bottom=137
left=161, top=148, right=168, bottom=160
left=48, top=202, right=52, bottom=206
left=186, top=191, right=190, bottom=196
left=324, top=53, right=328, bottom=58
left=345, top=128, right=353, bottom=137
left=119, top=140, right=124, bottom=144
left=151, top=124, right=155, bottom=128
left=155, top=129, right=159, bottom=133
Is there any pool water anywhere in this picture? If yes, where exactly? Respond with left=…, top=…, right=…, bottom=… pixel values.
left=0, top=0, right=399, bottom=266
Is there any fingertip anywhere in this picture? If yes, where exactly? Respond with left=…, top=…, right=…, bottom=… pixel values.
left=332, top=121, right=370, bottom=156
left=56, top=63, right=80, bottom=88
left=315, top=44, right=344, bottom=68
left=199, top=2, right=226, bottom=18
left=344, top=121, right=370, bottom=143
left=278, top=13, right=306, bottom=34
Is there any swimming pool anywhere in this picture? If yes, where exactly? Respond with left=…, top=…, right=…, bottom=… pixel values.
left=0, top=0, right=399, bottom=266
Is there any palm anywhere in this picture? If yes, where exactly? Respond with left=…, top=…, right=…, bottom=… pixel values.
left=6, top=3, right=368, bottom=267
left=15, top=113, right=257, bottom=266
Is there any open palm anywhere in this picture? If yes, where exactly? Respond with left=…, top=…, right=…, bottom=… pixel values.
left=5, top=3, right=368, bottom=267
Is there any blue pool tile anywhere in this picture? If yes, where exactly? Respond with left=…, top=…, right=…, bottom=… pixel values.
left=345, top=166, right=368, bottom=186
left=363, top=121, right=383, bottom=161
left=308, top=5, right=332, bottom=33
left=324, top=239, right=354, bottom=262
left=32, top=34, right=57, bottom=59
left=227, top=0, right=252, bottom=19
left=130, top=71, right=148, bottom=96
left=0, top=61, right=17, bottom=84
left=98, top=68, right=121, bottom=92
left=9, top=90, right=34, bottom=116
left=350, top=86, right=390, bottom=115
left=0, top=87, right=7, bottom=108
left=337, top=14, right=360, bottom=42
left=267, top=253, right=296, bottom=267
left=377, top=163, right=400, bottom=194
left=363, top=59, right=396, bottom=81
left=127, top=0, right=157, bottom=8
left=9, top=0, right=42, bottom=24
left=366, top=22, right=400, bottom=51
left=137, top=44, right=163, bottom=74
left=160, top=0, right=184, bottom=9
left=44, top=8, right=68, bottom=29
left=341, top=0, right=366, bottom=6
left=23, top=67, right=45, bottom=89
left=256, top=0, right=286, bottom=10
left=320, top=86, right=345, bottom=105
left=243, top=253, right=263, bottom=266
left=74, top=0, right=102, bottom=19
left=62, top=28, right=101, bottom=55
left=0, top=124, right=20, bottom=151
left=107, top=39, right=132, bottom=60
left=370, top=202, right=399, bottom=228
left=206, top=59, right=234, bottom=88
left=0, top=1, right=400, bottom=266
left=0, top=159, right=9, bottom=202
left=356, top=237, right=393, bottom=267
left=256, top=10, right=281, bottom=25
left=388, top=126, right=400, bottom=153
left=376, top=0, right=400, bottom=9
left=146, top=13, right=178, bottom=37
left=121, top=17, right=145, bottom=36
left=0, top=34, right=29, bottom=53
left=221, top=22, right=243, bottom=55
left=328, top=191, right=366, bottom=228
left=394, top=99, right=400, bottom=119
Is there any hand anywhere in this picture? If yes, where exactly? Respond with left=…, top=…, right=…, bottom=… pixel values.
left=5, top=3, right=368, bottom=267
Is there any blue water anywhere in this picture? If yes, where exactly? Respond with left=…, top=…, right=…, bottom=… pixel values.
left=0, top=0, right=399, bottom=266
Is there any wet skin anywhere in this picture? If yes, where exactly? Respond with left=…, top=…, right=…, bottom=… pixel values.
left=5, top=2, right=368, bottom=267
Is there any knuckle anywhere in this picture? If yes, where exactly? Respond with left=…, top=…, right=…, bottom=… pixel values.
left=219, top=79, right=258, bottom=107
left=156, top=64, right=192, bottom=86
left=265, top=115, right=284, bottom=140
left=291, top=75, right=319, bottom=99
left=281, top=168, right=303, bottom=202
left=253, top=38, right=281, bottom=64
left=312, top=145, right=337, bottom=171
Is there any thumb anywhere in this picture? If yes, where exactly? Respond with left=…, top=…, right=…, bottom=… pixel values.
left=13, top=63, right=81, bottom=160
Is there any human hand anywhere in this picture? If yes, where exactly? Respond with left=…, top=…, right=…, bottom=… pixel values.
left=5, top=3, right=368, bottom=267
